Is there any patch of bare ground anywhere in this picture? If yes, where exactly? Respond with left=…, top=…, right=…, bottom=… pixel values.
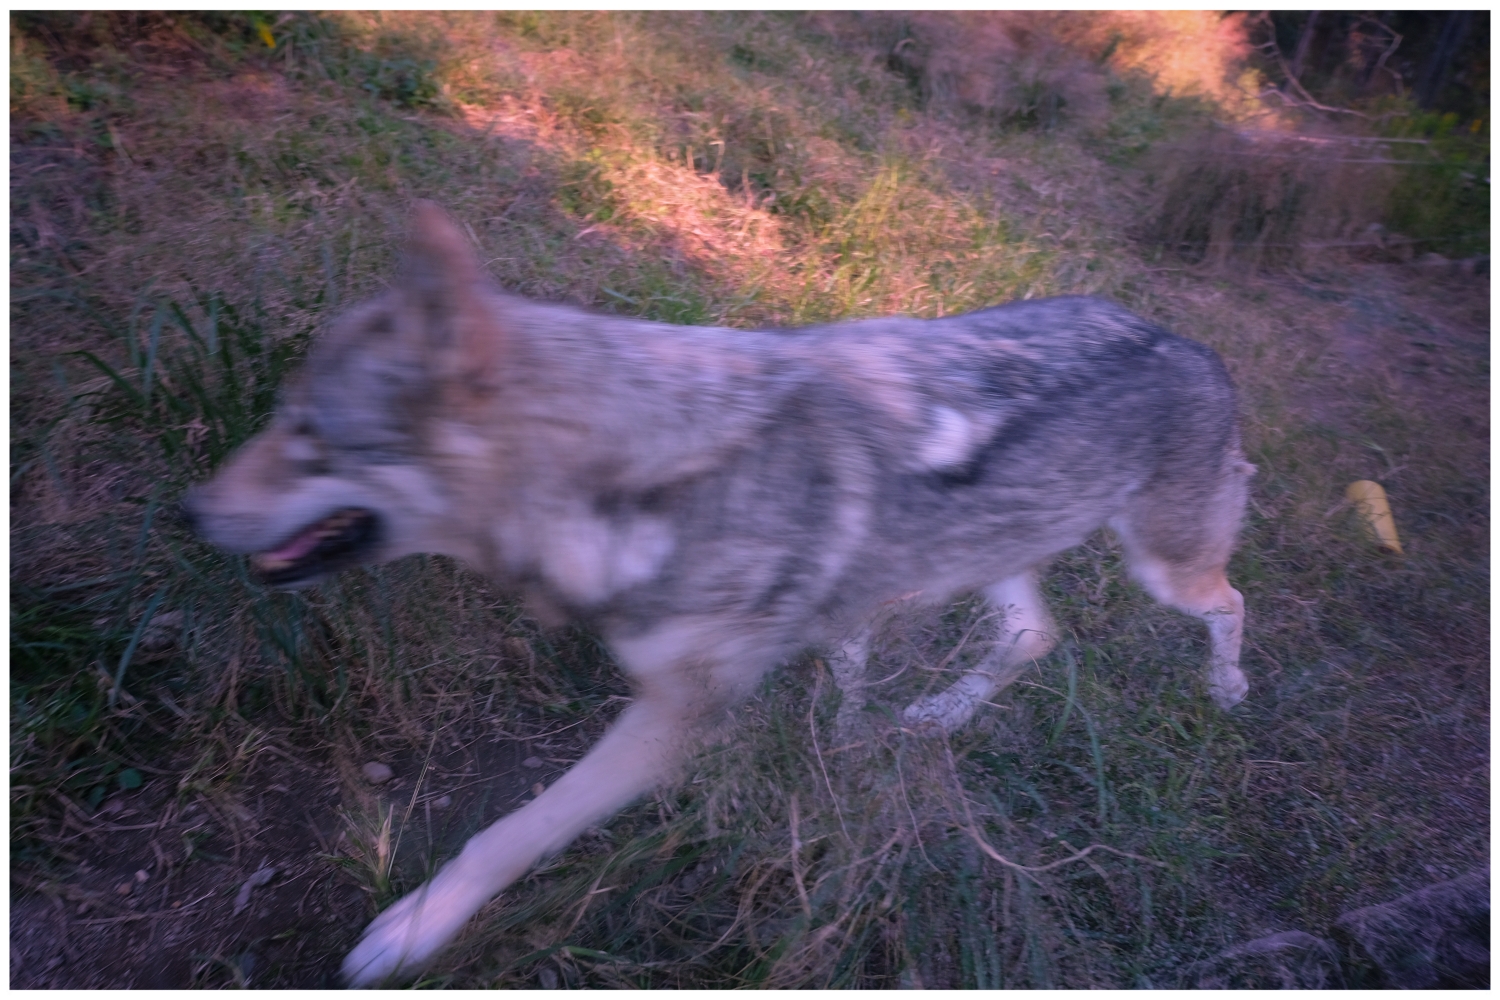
left=10, top=713, right=613, bottom=987
left=11, top=751, right=360, bottom=988
left=1280, top=262, right=1489, bottom=453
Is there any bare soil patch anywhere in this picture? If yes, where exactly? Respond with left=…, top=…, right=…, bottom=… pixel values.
left=11, top=719, right=608, bottom=987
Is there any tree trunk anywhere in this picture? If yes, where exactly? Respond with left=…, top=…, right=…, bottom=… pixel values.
left=1291, top=11, right=1320, bottom=80
left=1415, top=11, right=1471, bottom=109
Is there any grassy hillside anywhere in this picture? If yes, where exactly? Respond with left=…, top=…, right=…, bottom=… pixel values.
left=10, top=12, right=1488, bottom=988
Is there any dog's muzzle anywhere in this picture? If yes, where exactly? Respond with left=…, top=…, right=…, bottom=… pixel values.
left=248, top=508, right=383, bottom=587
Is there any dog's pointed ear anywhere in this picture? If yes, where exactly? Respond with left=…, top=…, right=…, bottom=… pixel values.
left=407, top=200, right=481, bottom=292
left=402, top=201, right=501, bottom=394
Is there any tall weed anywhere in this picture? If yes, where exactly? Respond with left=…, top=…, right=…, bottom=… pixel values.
left=1141, top=126, right=1399, bottom=268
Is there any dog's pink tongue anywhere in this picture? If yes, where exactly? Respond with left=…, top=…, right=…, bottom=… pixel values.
left=262, top=523, right=325, bottom=563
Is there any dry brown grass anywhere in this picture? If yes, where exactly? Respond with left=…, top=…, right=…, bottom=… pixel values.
left=1142, top=126, right=1400, bottom=269
left=830, top=11, right=1267, bottom=129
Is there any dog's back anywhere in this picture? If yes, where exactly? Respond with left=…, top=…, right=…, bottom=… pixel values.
left=582, top=296, right=1246, bottom=659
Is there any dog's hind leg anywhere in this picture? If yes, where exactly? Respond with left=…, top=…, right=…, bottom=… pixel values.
left=829, top=632, right=870, bottom=736
left=341, top=686, right=693, bottom=987
left=901, top=572, right=1056, bottom=733
left=1113, top=532, right=1247, bottom=709
left=1109, top=461, right=1250, bottom=709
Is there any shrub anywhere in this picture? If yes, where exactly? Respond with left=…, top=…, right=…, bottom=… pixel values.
left=1141, top=126, right=1399, bottom=268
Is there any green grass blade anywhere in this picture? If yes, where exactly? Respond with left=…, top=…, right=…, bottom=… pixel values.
left=1048, top=647, right=1078, bottom=746
left=69, top=350, right=146, bottom=408
left=110, top=584, right=168, bottom=707
left=142, top=302, right=166, bottom=407
left=207, top=295, right=220, bottom=358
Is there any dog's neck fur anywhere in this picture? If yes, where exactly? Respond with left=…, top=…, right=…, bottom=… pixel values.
left=488, top=292, right=797, bottom=492
left=427, top=291, right=806, bottom=617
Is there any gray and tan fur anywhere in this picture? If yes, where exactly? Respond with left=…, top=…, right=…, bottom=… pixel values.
left=184, top=203, right=1253, bottom=986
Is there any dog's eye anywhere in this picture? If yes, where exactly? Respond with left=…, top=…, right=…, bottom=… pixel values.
left=282, top=417, right=331, bottom=469
left=283, top=435, right=323, bottom=465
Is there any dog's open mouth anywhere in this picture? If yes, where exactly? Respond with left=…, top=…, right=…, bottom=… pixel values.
left=250, top=508, right=381, bottom=586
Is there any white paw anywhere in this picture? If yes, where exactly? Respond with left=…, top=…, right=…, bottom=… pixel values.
left=342, top=877, right=483, bottom=987
left=1208, top=670, right=1249, bottom=710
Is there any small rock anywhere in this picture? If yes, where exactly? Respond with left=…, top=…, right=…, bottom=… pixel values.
left=134, top=869, right=149, bottom=884
left=1333, top=869, right=1489, bottom=988
left=361, top=762, right=394, bottom=784
left=139, top=610, right=184, bottom=651
left=1412, top=252, right=1489, bottom=279
left=116, top=881, right=133, bottom=897
left=232, top=865, right=277, bottom=917
left=538, top=966, right=559, bottom=989
left=522, top=756, right=543, bottom=769
left=532, top=782, right=546, bottom=797
left=432, top=795, right=452, bottom=810
left=1181, top=930, right=1342, bottom=988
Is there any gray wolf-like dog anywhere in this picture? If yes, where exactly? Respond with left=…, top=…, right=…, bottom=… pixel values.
left=184, top=202, right=1252, bottom=985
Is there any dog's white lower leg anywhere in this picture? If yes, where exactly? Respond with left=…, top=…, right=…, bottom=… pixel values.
left=829, top=633, right=869, bottom=736
left=902, top=574, right=1055, bottom=733
left=341, top=696, right=685, bottom=987
left=1110, top=517, right=1249, bottom=710
left=1115, top=542, right=1248, bottom=710
left=1200, top=586, right=1247, bottom=709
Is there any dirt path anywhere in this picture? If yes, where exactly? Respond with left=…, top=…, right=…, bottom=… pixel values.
left=11, top=725, right=599, bottom=987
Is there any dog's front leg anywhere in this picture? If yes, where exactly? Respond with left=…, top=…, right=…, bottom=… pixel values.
left=341, top=692, right=688, bottom=987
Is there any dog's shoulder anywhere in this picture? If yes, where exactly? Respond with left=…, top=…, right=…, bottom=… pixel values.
left=497, top=296, right=809, bottom=492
